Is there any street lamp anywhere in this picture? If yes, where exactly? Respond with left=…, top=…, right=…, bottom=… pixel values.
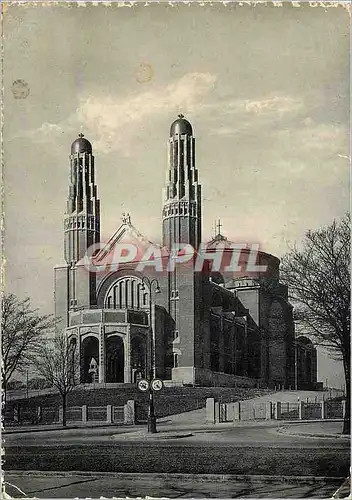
left=141, top=276, right=161, bottom=433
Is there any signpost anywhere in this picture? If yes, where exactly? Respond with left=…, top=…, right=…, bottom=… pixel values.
left=137, top=379, right=149, bottom=392
left=137, top=377, right=164, bottom=433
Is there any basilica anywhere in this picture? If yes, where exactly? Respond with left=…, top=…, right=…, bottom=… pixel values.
left=54, top=116, right=317, bottom=389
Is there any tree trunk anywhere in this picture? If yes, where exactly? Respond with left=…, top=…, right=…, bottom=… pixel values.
left=62, top=393, right=67, bottom=427
left=3, top=378, right=7, bottom=407
left=342, top=356, right=350, bottom=435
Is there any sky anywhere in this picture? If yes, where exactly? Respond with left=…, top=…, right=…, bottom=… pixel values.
left=3, top=2, right=350, bottom=387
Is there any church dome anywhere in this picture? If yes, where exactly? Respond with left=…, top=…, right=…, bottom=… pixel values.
left=170, top=114, right=193, bottom=137
left=71, top=133, right=92, bottom=154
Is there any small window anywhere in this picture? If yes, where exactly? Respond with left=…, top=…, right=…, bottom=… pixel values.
left=173, top=330, right=179, bottom=341
left=171, top=290, right=179, bottom=300
left=173, top=353, right=179, bottom=368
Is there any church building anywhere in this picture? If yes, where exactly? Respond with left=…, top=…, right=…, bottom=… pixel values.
left=54, top=115, right=317, bottom=389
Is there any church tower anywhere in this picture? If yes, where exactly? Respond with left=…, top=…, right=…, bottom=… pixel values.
left=162, top=115, right=201, bottom=251
left=161, top=117, right=203, bottom=380
left=64, top=134, right=100, bottom=264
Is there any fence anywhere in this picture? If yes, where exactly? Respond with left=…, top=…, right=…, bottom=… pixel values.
left=4, top=401, right=134, bottom=427
left=206, top=398, right=346, bottom=423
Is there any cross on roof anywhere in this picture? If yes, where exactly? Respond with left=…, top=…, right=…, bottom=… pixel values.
left=216, top=219, right=223, bottom=235
left=121, top=212, right=131, bottom=224
left=78, top=133, right=84, bottom=138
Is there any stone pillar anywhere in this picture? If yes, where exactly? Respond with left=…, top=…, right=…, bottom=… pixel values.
left=214, top=402, right=220, bottom=423
left=58, top=406, right=63, bottom=425
left=124, top=326, right=131, bottom=383
left=298, top=401, right=304, bottom=420
left=107, top=404, right=112, bottom=424
left=321, top=401, right=325, bottom=420
left=98, top=324, right=105, bottom=383
left=124, top=400, right=135, bottom=425
left=82, top=405, right=87, bottom=424
left=233, top=401, right=241, bottom=421
left=206, top=398, right=215, bottom=424
left=76, top=332, right=81, bottom=384
left=227, top=402, right=235, bottom=422
left=342, top=400, right=346, bottom=419
left=274, top=401, right=281, bottom=420
left=265, top=401, right=272, bottom=420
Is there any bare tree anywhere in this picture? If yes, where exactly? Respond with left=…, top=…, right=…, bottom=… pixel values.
left=280, top=214, right=350, bottom=434
left=1, top=294, right=56, bottom=400
left=33, top=332, right=79, bottom=427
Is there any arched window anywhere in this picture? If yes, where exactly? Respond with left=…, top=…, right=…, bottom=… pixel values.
left=81, top=336, right=99, bottom=383
left=105, top=276, right=149, bottom=310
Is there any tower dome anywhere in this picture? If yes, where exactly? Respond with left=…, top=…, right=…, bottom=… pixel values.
left=71, top=133, right=92, bottom=154
left=170, top=114, right=193, bottom=137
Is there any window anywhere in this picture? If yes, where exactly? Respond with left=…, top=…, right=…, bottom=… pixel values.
left=171, top=290, right=179, bottom=300
left=173, top=330, right=179, bottom=341
left=173, top=353, right=179, bottom=368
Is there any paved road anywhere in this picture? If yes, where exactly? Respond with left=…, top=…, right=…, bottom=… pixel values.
left=4, top=423, right=350, bottom=477
left=3, top=472, right=348, bottom=499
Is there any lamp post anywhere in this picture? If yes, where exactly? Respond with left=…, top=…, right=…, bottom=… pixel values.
left=142, top=276, right=161, bottom=433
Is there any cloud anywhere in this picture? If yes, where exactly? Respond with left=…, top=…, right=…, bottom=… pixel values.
left=22, top=122, right=67, bottom=144
left=242, top=95, right=303, bottom=116
left=24, top=72, right=217, bottom=155
left=208, top=93, right=304, bottom=137
left=275, top=121, right=347, bottom=156
left=76, top=72, right=217, bottom=155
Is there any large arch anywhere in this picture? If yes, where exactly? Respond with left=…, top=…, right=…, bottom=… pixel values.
left=81, top=336, right=99, bottom=383
left=104, top=276, right=149, bottom=310
left=106, top=335, right=125, bottom=383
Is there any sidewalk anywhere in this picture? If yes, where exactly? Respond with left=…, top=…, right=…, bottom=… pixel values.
left=3, top=415, right=346, bottom=437
left=277, top=421, right=350, bottom=439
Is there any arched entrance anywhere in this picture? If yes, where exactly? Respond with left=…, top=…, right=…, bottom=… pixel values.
left=81, top=336, right=99, bottom=383
left=106, top=336, right=124, bottom=383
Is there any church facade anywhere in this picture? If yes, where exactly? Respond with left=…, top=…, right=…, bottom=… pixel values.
left=54, top=116, right=317, bottom=389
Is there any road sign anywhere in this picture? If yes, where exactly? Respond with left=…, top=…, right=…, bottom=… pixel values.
left=137, top=379, right=149, bottom=392
left=151, top=379, right=163, bottom=392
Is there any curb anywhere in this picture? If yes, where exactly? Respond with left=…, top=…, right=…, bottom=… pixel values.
left=111, top=431, right=194, bottom=440
left=2, top=424, right=141, bottom=435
